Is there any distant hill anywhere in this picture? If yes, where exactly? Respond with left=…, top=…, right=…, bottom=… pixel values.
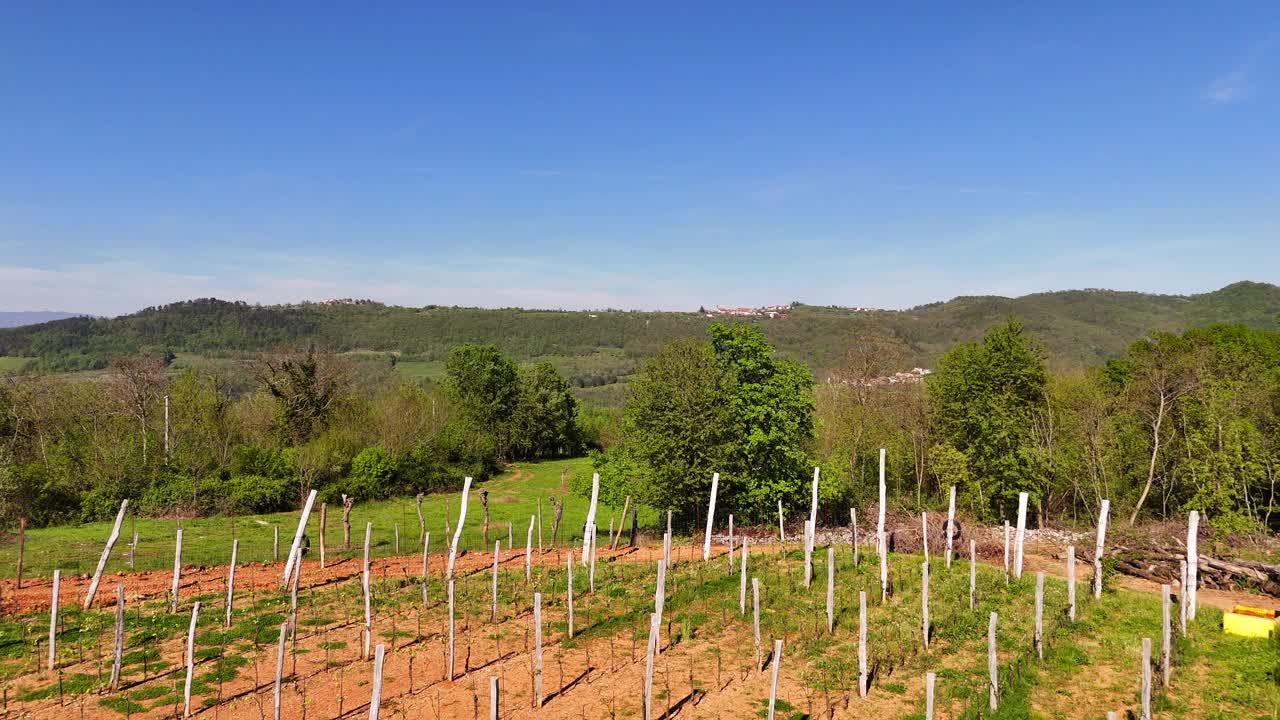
left=0, top=311, right=85, bottom=328
left=0, top=283, right=1277, bottom=382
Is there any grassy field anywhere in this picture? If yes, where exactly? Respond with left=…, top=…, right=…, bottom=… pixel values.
left=0, top=356, right=29, bottom=371
left=0, top=457, right=660, bottom=579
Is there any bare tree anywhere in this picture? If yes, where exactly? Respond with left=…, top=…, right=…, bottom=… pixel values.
left=1124, top=335, right=1198, bottom=526
left=106, top=354, right=168, bottom=465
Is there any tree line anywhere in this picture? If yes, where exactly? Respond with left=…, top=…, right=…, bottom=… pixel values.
left=591, top=320, right=1280, bottom=534
left=0, top=344, right=595, bottom=526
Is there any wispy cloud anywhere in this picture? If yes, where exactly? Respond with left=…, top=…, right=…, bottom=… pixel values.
left=1202, top=37, right=1273, bottom=105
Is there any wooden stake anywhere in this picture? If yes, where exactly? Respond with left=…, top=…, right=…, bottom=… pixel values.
left=362, top=522, right=372, bottom=660
left=447, top=477, right=473, bottom=579
left=611, top=495, right=630, bottom=550
left=170, top=528, right=183, bottom=613
left=448, top=579, right=456, bottom=681
left=525, top=515, right=534, bottom=582
left=281, top=489, right=317, bottom=589
left=589, top=523, right=597, bottom=592
left=537, top=497, right=543, bottom=556
left=1186, top=511, right=1199, bottom=620
left=1002, top=521, right=1011, bottom=585
left=988, top=612, right=999, bottom=711
left=1067, top=544, right=1076, bottom=622
left=394, top=524, right=400, bottom=555
left=926, top=671, right=936, bottom=720
left=416, top=493, right=425, bottom=548
left=879, top=530, right=889, bottom=602
left=110, top=583, right=125, bottom=690
left=491, top=541, right=500, bottom=623
left=969, top=539, right=977, bottom=610
left=858, top=590, right=867, bottom=697
left=827, top=547, right=835, bottom=633
left=1161, top=584, right=1171, bottom=687
left=370, top=643, right=386, bottom=720
left=274, top=526, right=279, bottom=562
left=319, top=502, right=327, bottom=569
left=803, top=521, right=813, bottom=588
left=582, top=473, right=600, bottom=565
left=1179, top=558, right=1188, bottom=634
left=703, top=472, right=719, bottom=561
left=533, top=592, right=543, bottom=707
left=877, top=448, right=886, bottom=545
left=273, top=622, right=287, bottom=720
left=922, top=562, right=931, bottom=649
left=1034, top=572, right=1044, bottom=659
left=807, top=466, right=820, bottom=551
left=422, top=531, right=430, bottom=577
left=767, top=639, right=783, bottom=720
left=643, top=611, right=660, bottom=720
left=850, top=507, right=859, bottom=565
left=16, top=517, right=25, bottom=589
left=47, top=569, right=60, bottom=672
left=1141, top=637, right=1152, bottom=720
left=753, top=578, right=762, bottom=670
left=945, top=485, right=956, bottom=568
left=777, top=500, right=785, bottom=544
left=1014, top=492, right=1029, bottom=579
left=728, top=514, right=735, bottom=572
left=84, top=499, right=128, bottom=609
left=183, top=602, right=200, bottom=717
left=921, top=511, right=929, bottom=563
left=739, top=538, right=749, bottom=614
left=129, top=531, right=137, bottom=569
left=566, top=551, right=575, bottom=638
left=654, top=559, right=667, bottom=620
left=489, top=676, right=499, bottom=720
left=225, top=539, right=239, bottom=627
left=1094, top=499, right=1110, bottom=599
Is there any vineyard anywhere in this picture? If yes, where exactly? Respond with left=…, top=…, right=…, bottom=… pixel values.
left=0, top=463, right=1277, bottom=719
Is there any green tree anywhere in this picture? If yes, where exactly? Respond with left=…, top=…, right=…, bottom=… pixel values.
left=511, top=362, right=580, bottom=459
left=257, top=347, right=349, bottom=444
left=444, top=344, right=519, bottom=459
left=928, top=318, right=1048, bottom=521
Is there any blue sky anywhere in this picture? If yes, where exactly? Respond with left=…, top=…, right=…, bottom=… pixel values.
left=1, top=4, right=1277, bottom=315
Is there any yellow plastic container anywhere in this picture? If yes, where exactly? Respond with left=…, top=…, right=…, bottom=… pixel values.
left=1223, top=606, right=1279, bottom=638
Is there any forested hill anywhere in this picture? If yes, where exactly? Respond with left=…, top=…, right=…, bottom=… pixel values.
left=1, top=281, right=1278, bottom=373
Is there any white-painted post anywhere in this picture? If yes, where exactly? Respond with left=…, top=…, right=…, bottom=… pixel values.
left=489, top=676, right=500, bottom=720
left=1034, top=572, right=1045, bottom=659
left=273, top=622, right=287, bottom=720
left=164, top=394, right=170, bottom=458
left=945, top=485, right=956, bottom=568
left=369, top=643, right=386, bottom=720
left=1014, top=492, right=1029, bottom=579
left=727, top=514, right=735, bottom=572
left=877, top=449, right=887, bottom=552
left=1186, top=511, right=1199, bottom=620
left=394, top=524, right=400, bottom=555
left=273, top=526, right=279, bottom=562
left=281, top=489, right=318, bottom=589
left=362, top=522, right=372, bottom=660
left=643, top=611, right=660, bottom=720
left=988, top=612, right=999, bottom=711
left=926, top=671, right=936, bottom=720
left=808, top=466, right=820, bottom=555
left=851, top=507, right=859, bottom=565
left=703, top=472, right=719, bottom=561
left=183, top=601, right=200, bottom=717
left=1094, top=499, right=1110, bottom=599
left=767, top=639, right=783, bottom=720
left=803, top=520, right=814, bottom=587
left=421, top=531, right=430, bottom=578
left=922, top=562, right=930, bottom=649
left=447, top=579, right=456, bottom=680
left=970, top=539, right=977, bottom=610
left=47, top=569, right=60, bottom=672
left=588, top=523, right=597, bottom=592
left=446, top=477, right=473, bottom=579
left=582, top=472, right=600, bottom=565
left=129, top=531, right=137, bottom=569
left=491, top=541, right=500, bottom=623
left=739, top=538, right=749, bottom=615
left=858, top=590, right=868, bottom=697
left=654, top=559, right=668, bottom=621
left=110, top=583, right=125, bottom=689
left=827, top=546, right=835, bottom=633
left=533, top=591, right=543, bottom=707
left=1179, top=559, right=1188, bottom=634
left=879, top=530, right=889, bottom=602
left=1141, top=637, right=1152, bottom=720
left=1161, top=584, right=1171, bottom=687
left=664, top=513, right=672, bottom=567
left=225, top=539, right=239, bottom=627
left=777, top=500, right=786, bottom=544
left=921, top=511, right=929, bottom=563
left=753, top=578, right=762, bottom=670
left=170, top=528, right=183, bottom=613
left=1067, top=545, right=1076, bottom=622
left=85, top=499, right=129, bottom=609
left=319, top=502, right=326, bottom=569
left=525, top=515, right=535, bottom=582
left=566, top=551, right=575, bottom=638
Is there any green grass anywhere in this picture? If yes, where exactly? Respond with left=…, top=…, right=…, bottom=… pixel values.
left=0, top=457, right=660, bottom=578
left=391, top=359, right=445, bottom=381
left=0, top=356, right=30, bottom=371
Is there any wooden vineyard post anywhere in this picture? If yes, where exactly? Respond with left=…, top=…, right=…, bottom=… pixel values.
left=536, top=496, right=542, bottom=556
left=850, top=507, right=859, bottom=565
left=362, top=522, right=373, bottom=660
left=1186, top=511, right=1199, bottom=620
left=664, top=512, right=672, bottom=566
left=225, top=539, right=239, bottom=627
left=183, top=602, right=201, bottom=717
left=1141, top=637, right=1152, bottom=720
left=827, top=546, right=835, bottom=634
left=446, top=477, right=473, bottom=580
left=1094, top=499, right=1110, bottom=599
left=803, top=521, right=813, bottom=588
left=921, top=511, right=929, bottom=562
left=1178, top=559, right=1188, bottom=634
left=703, top=472, right=719, bottom=561
left=945, top=485, right=956, bottom=568
left=858, top=590, right=867, bottom=697
left=879, top=530, right=889, bottom=602
left=489, top=676, right=499, bottom=720
left=589, top=524, right=597, bottom=592
left=318, top=502, right=327, bottom=568
left=85, top=499, right=129, bottom=609
left=129, top=531, right=137, bottom=569
left=422, top=531, right=430, bottom=577
left=988, top=612, right=999, bottom=711
left=582, top=473, right=600, bottom=565
left=1067, top=545, right=1076, bottom=622
left=728, top=514, right=735, bottom=572
left=342, top=494, right=354, bottom=550
left=280, top=486, right=314, bottom=589
left=767, top=639, right=783, bottom=720
left=753, top=579, right=762, bottom=670
left=654, top=559, right=667, bottom=621
left=171, top=528, right=183, bottom=613
left=533, top=592, right=543, bottom=707
left=1002, top=521, right=1011, bottom=585
left=969, top=539, right=977, bottom=610
left=1014, top=492, right=1029, bottom=579
left=1034, top=572, right=1045, bottom=659
left=491, top=541, right=500, bottom=623
left=47, top=569, right=60, bottom=672
left=274, top=526, right=279, bottom=562
left=448, top=579, right=456, bottom=681
left=611, top=495, right=630, bottom=550
left=416, top=493, right=425, bottom=548
left=1161, top=584, right=1172, bottom=687
left=643, top=611, right=660, bottom=720
left=807, top=466, right=820, bottom=557
left=739, top=538, right=749, bottom=615
left=370, top=643, right=386, bottom=720
left=16, top=517, right=25, bottom=589
left=289, top=551, right=301, bottom=638
left=777, top=500, right=785, bottom=544
left=110, top=583, right=125, bottom=690
left=922, top=562, right=930, bottom=649
left=566, top=551, right=575, bottom=638
left=926, top=671, right=936, bottom=720
left=877, top=448, right=886, bottom=552
left=525, top=516, right=534, bottom=582
left=394, top=524, right=400, bottom=555
left=273, top=622, right=287, bottom=720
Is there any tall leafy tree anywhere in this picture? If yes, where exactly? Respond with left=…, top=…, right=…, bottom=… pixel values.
left=443, top=344, right=519, bottom=459
left=510, top=361, right=581, bottom=459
